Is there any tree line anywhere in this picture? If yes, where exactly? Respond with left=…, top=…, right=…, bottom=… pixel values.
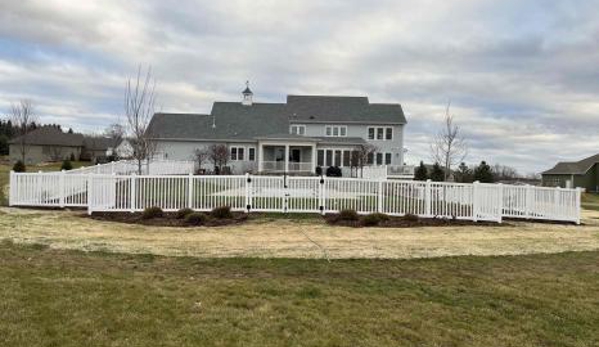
left=414, top=160, right=529, bottom=183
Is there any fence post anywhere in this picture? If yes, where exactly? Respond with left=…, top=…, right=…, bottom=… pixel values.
left=576, top=187, right=582, bottom=225
left=472, top=181, right=479, bottom=222
left=59, top=170, right=65, bottom=208
left=8, top=170, right=14, bottom=206
left=377, top=180, right=384, bottom=213
left=497, top=183, right=503, bottom=224
left=555, top=187, right=560, bottom=218
left=319, top=175, right=325, bottom=215
left=425, top=179, right=431, bottom=217
left=87, top=174, right=93, bottom=215
left=245, top=173, right=252, bottom=213
left=188, top=173, right=193, bottom=209
left=525, top=184, right=532, bottom=219
left=130, top=173, right=137, bottom=213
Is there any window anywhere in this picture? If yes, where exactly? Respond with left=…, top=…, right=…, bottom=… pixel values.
left=325, top=125, right=347, bottom=137
left=290, top=125, right=305, bottom=135
left=325, top=150, right=333, bottom=166
left=376, top=153, right=383, bottom=165
left=343, top=151, right=350, bottom=167
left=230, top=147, right=246, bottom=161
left=385, top=153, right=392, bottom=165
left=368, top=126, right=394, bottom=141
left=334, top=150, right=342, bottom=166
left=367, top=153, right=374, bottom=165
left=248, top=148, right=255, bottom=161
left=317, top=150, right=325, bottom=166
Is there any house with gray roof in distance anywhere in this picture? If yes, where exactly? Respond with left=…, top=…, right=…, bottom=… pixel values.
left=542, top=153, right=599, bottom=191
left=9, top=126, right=84, bottom=164
left=146, top=83, right=409, bottom=176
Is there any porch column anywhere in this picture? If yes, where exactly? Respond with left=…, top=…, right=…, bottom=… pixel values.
left=311, top=144, right=317, bottom=173
left=258, top=143, right=264, bottom=172
left=284, top=145, right=290, bottom=173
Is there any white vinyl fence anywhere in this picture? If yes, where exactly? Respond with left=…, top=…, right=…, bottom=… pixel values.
left=9, top=171, right=582, bottom=224
left=67, top=160, right=196, bottom=176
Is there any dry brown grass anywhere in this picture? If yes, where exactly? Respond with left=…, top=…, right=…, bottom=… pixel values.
left=2, top=207, right=599, bottom=259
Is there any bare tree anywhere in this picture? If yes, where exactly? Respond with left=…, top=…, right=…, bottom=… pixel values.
left=9, top=99, right=37, bottom=163
left=492, top=164, right=519, bottom=182
left=430, top=102, right=468, bottom=180
left=194, top=147, right=209, bottom=173
left=104, top=123, right=125, bottom=146
left=349, top=143, right=378, bottom=178
left=48, top=146, right=65, bottom=162
left=124, top=65, right=157, bottom=174
left=208, top=144, right=229, bottom=174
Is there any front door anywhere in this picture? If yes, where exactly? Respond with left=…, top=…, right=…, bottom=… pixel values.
left=290, top=149, right=301, bottom=162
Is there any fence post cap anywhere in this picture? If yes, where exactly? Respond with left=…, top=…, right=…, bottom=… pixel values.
left=61, top=169, right=66, bottom=173
left=426, top=179, right=432, bottom=182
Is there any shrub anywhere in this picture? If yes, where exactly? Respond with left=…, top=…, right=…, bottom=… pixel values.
left=69, top=152, right=76, bottom=161
left=211, top=206, right=232, bottom=219
left=361, top=213, right=389, bottom=226
left=185, top=212, right=207, bottom=226
left=326, top=166, right=342, bottom=177
left=404, top=213, right=419, bottom=222
left=315, top=166, right=323, bottom=176
left=142, top=206, right=163, bottom=220
left=12, top=160, right=25, bottom=172
left=175, top=208, right=194, bottom=219
left=338, top=209, right=359, bottom=221
left=61, top=160, right=73, bottom=171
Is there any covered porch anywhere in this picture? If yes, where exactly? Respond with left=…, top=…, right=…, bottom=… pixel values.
left=258, top=141, right=316, bottom=173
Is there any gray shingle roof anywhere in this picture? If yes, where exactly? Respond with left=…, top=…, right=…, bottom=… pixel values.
left=147, top=95, right=406, bottom=142
left=542, top=153, right=599, bottom=175
left=287, top=95, right=406, bottom=124
left=83, top=136, right=118, bottom=151
left=9, top=127, right=84, bottom=147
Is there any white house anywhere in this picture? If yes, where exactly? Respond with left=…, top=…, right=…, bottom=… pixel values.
left=146, top=84, right=409, bottom=176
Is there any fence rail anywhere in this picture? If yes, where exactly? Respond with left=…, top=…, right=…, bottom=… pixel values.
left=9, top=171, right=582, bottom=224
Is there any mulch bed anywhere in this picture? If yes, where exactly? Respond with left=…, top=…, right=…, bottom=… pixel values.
left=324, top=214, right=503, bottom=228
left=89, top=212, right=248, bottom=227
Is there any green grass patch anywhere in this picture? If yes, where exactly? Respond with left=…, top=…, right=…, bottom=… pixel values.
left=2, top=242, right=599, bottom=346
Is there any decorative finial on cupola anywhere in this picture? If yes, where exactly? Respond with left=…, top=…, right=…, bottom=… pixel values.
left=242, top=80, right=253, bottom=106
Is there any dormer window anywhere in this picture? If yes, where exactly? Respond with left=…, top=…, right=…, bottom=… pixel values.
left=290, top=124, right=306, bottom=135
left=325, top=125, right=347, bottom=137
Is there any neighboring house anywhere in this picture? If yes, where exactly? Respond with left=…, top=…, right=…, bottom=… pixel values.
left=542, top=153, right=599, bottom=191
left=147, top=85, right=407, bottom=175
left=81, top=136, right=117, bottom=163
left=108, top=138, right=134, bottom=159
left=8, top=126, right=84, bottom=164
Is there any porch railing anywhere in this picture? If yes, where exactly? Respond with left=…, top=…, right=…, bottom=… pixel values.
left=262, top=161, right=312, bottom=172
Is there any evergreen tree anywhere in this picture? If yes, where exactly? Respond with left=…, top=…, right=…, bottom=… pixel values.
left=455, top=162, right=473, bottom=183
left=430, top=162, right=445, bottom=182
left=473, top=161, right=494, bottom=183
left=414, top=161, right=428, bottom=181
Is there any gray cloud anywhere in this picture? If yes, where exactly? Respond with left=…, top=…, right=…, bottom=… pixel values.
left=0, top=0, right=598, bottom=173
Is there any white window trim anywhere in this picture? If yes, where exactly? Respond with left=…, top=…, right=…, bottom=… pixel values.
left=324, top=125, right=348, bottom=137
left=248, top=147, right=256, bottom=161
left=290, top=124, right=306, bottom=135
left=368, top=126, right=394, bottom=141
left=230, top=146, right=247, bottom=161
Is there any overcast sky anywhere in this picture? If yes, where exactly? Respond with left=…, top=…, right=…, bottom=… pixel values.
left=1, top=0, right=598, bottom=173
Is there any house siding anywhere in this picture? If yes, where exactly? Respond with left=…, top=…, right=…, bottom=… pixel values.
left=153, top=140, right=258, bottom=173
left=542, top=164, right=599, bottom=192
left=298, top=123, right=405, bottom=166
left=9, top=144, right=81, bottom=165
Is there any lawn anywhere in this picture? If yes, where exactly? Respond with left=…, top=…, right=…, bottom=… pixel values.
left=1, top=241, right=599, bottom=347
left=582, top=192, right=599, bottom=211
left=0, top=159, right=87, bottom=205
